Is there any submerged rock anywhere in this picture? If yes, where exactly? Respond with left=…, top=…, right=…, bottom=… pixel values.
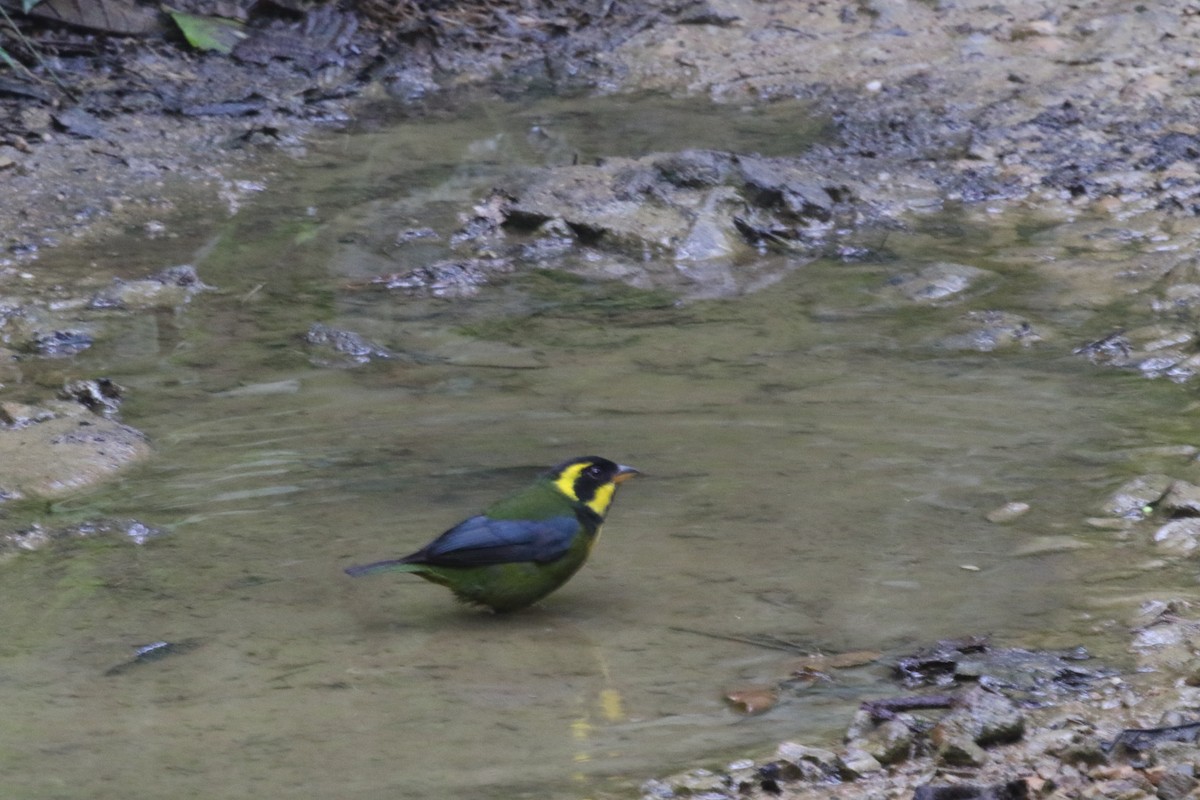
left=1153, top=518, right=1200, bottom=556
left=0, top=517, right=166, bottom=560
left=493, top=148, right=873, bottom=272
left=28, top=328, right=94, bottom=357
left=1074, top=325, right=1200, bottom=383
left=0, top=394, right=151, bottom=501
left=87, top=264, right=212, bottom=310
left=937, top=311, right=1045, bottom=352
left=1160, top=480, right=1200, bottom=516
left=368, top=257, right=514, bottom=298
left=1102, top=474, right=1174, bottom=518
left=881, top=262, right=996, bottom=305
left=305, top=323, right=394, bottom=366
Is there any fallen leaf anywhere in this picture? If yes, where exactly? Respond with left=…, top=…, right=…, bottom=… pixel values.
left=790, top=650, right=881, bottom=674
left=724, top=685, right=778, bottom=715
left=167, top=9, right=247, bottom=54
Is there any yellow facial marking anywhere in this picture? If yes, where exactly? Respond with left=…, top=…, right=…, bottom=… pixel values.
left=586, top=482, right=616, bottom=517
left=553, top=462, right=589, bottom=502
left=552, top=461, right=620, bottom=518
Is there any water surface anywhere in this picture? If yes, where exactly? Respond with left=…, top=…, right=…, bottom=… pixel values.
left=0, top=92, right=1192, bottom=800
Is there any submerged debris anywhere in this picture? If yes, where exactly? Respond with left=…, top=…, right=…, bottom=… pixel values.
left=104, top=638, right=203, bottom=677
left=0, top=518, right=166, bottom=559
left=364, top=257, right=514, bottom=298
left=28, top=329, right=93, bottom=357
left=88, top=264, right=212, bottom=310
left=304, top=323, right=394, bottom=366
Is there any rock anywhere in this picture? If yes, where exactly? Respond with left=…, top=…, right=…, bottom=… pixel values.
left=0, top=399, right=150, bottom=500
left=1150, top=739, right=1200, bottom=766
left=1152, top=519, right=1200, bottom=556
left=0, top=401, right=54, bottom=428
left=1160, top=481, right=1200, bottom=516
left=837, top=745, right=883, bottom=778
left=1054, top=736, right=1110, bottom=768
left=88, top=263, right=211, bottom=310
left=987, top=501, right=1031, bottom=523
left=937, top=310, right=1044, bottom=352
left=966, top=688, right=1026, bottom=746
left=912, top=780, right=1028, bottom=800
left=1024, top=728, right=1084, bottom=761
left=1154, top=764, right=1197, bottom=800
left=370, top=257, right=515, bottom=298
left=504, top=160, right=694, bottom=256
left=1084, top=517, right=1135, bottom=531
left=932, top=730, right=987, bottom=767
left=60, top=377, right=124, bottom=416
left=639, top=779, right=673, bottom=799
left=1102, top=474, right=1174, bottom=518
left=0, top=518, right=165, bottom=560
left=305, top=323, right=394, bottom=366
left=854, top=715, right=919, bottom=765
left=674, top=187, right=743, bottom=262
left=930, top=687, right=1024, bottom=766
left=882, top=262, right=995, bottom=304
left=661, top=767, right=727, bottom=795
left=1011, top=535, right=1091, bottom=556
left=773, top=741, right=839, bottom=780
left=498, top=148, right=872, bottom=270
left=28, top=328, right=94, bottom=357
left=734, top=155, right=840, bottom=223
left=653, top=149, right=733, bottom=188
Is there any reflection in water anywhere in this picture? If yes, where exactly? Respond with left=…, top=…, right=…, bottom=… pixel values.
left=0, top=94, right=1191, bottom=799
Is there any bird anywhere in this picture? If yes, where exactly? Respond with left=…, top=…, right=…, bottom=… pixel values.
left=344, top=456, right=638, bottom=612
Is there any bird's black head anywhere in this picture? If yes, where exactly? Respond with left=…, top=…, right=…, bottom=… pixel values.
left=548, top=456, right=639, bottom=516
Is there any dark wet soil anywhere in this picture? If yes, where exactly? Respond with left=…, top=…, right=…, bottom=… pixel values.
left=0, top=0, right=657, bottom=259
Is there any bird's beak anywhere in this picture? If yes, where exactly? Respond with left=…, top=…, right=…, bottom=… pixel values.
left=613, top=465, right=639, bottom=484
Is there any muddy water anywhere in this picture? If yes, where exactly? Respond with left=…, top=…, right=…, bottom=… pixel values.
left=1, top=95, right=1194, bottom=799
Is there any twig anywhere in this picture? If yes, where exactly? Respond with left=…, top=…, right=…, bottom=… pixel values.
left=668, top=626, right=813, bottom=653
left=0, top=5, right=76, bottom=100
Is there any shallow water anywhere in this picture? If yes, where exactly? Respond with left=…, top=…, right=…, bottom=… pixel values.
left=2, top=93, right=1196, bottom=799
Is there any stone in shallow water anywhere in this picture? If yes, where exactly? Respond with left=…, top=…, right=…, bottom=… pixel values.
left=1101, top=473, right=1173, bottom=518
left=986, top=501, right=1030, bottom=523
left=0, top=401, right=150, bottom=500
left=880, top=262, right=995, bottom=305
left=1153, top=519, right=1200, bottom=556
left=1011, top=535, right=1091, bottom=557
left=1160, top=480, right=1200, bottom=516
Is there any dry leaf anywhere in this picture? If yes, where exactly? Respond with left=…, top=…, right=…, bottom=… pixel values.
left=790, top=650, right=881, bottom=675
left=724, top=685, right=778, bottom=715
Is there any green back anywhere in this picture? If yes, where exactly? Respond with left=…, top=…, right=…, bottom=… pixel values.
left=483, top=477, right=576, bottom=521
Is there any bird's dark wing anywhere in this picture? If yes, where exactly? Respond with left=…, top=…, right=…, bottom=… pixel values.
left=408, top=514, right=581, bottom=567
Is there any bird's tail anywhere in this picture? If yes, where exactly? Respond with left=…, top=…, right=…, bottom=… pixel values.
left=344, top=559, right=418, bottom=577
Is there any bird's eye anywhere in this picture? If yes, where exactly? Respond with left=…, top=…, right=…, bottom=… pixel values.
left=584, top=464, right=603, bottom=479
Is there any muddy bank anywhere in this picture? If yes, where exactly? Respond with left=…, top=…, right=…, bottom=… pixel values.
left=6, top=1, right=1199, bottom=269
left=8, top=1, right=1198, bottom=376
left=645, top=605, right=1200, bottom=800
left=0, top=0, right=652, bottom=258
